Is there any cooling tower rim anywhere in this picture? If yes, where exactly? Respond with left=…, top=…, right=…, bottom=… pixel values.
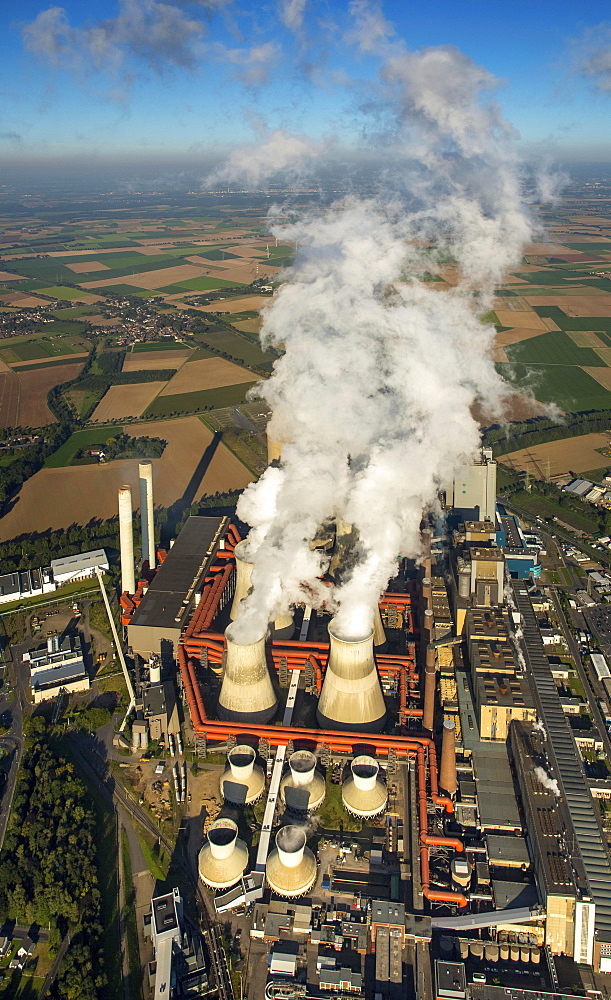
left=228, top=743, right=257, bottom=765
left=233, top=539, right=254, bottom=564
left=327, top=621, right=375, bottom=646
left=224, top=624, right=267, bottom=648
left=288, top=749, right=317, bottom=773
left=276, top=824, right=307, bottom=855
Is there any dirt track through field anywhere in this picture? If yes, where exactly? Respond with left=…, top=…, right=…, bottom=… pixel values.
left=91, top=382, right=166, bottom=420
left=0, top=416, right=254, bottom=537
left=159, top=357, right=255, bottom=395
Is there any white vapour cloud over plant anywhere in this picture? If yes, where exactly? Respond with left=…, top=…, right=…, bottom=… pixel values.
left=229, top=6, right=559, bottom=644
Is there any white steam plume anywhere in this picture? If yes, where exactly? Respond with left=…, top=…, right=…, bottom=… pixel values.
left=230, top=27, right=547, bottom=644
left=534, top=766, right=561, bottom=798
left=205, top=125, right=324, bottom=189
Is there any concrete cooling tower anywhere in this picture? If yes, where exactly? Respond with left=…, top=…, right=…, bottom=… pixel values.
left=316, top=622, right=386, bottom=732
left=218, top=631, right=278, bottom=723
left=220, top=745, right=265, bottom=805
left=342, top=755, right=388, bottom=818
left=198, top=818, right=248, bottom=889
left=280, top=750, right=326, bottom=814
left=229, top=541, right=253, bottom=621
left=265, top=825, right=317, bottom=898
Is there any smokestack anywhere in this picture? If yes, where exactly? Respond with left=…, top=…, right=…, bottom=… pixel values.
left=118, top=485, right=136, bottom=596
left=422, top=527, right=432, bottom=579
left=265, top=825, right=317, bottom=897
left=280, top=750, right=326, bottom=813
left=230, top=541, right=253, bottom=620
left=440, top=718, right=458, bottom=797
left=316, top=621, right=386, bottom=732
left=220, top=744, right=265, bottom=805
left=422, top=577, right=432, bottom=609
left=218, top=630, right=278, bottom=723
left=423, top=643, right=436, bottom=733
left=139, top=461, right=155, bottom=570
left=198, top=818, right=249, bottom=889
left=423, top=608, right=435, bottom=645
left=373, top=606, right=387, bottom=649
left=342, top=755, right=388, bottom=818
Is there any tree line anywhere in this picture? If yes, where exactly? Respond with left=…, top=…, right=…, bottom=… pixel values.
left=484, top=408, right=611, bottom=457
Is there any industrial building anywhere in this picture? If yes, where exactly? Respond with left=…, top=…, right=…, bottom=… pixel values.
left=0, top=566, right=55, bottom=605
left=25, top=634, right=89, bottom=703
left=50, top=548, right=109, bottom=584
left=444, top=447, right=497, bottom=522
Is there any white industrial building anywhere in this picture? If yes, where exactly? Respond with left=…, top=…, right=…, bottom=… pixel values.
left=25, top=634, right=90, bottom=704
left=50, top=549, right=109, bottom=585
left=445, top=448, right=497, bottom=522
left=0, top=567, right=55, bottom=606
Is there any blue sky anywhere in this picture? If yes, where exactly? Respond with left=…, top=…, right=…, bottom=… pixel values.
left=1, top=0, right=610, bottom=174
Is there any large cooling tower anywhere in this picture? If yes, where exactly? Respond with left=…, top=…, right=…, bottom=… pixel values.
left=265, top=825, right=317, bottom=898
left=220, top=745, right=265, bottom=805
left=266, top=426, right=289, bottom=465
left=229, top=541, right=253, bottom=620
left=342, top=755, right=388, bottom=818
left=198, top=818, right=248, bottom=889
left=373, top=606, right=387, bottom=649
left=218, top=631, right=278, bottom=723
left=118, top=485, right=136, bottom=596
left=280, top=750, right=326, bottom=813
left=138, top=461, right=155, bottom=569
left=316, top=622, right=386, bottom=732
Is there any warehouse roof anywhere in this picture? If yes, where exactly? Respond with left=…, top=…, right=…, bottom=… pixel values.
left=51, top=548, right=108, bottom=576
left=130, top=516, right=225, bottom=632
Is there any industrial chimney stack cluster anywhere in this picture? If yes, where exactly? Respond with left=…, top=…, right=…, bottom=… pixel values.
left=116, top=462, right=157, bottom=596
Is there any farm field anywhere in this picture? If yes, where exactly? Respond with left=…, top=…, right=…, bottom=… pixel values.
left=91, top=382, right=167, bottom=421
left=159, top=357, right=255, bottom=395
left=145, top=382, right=258, bottom=417
left=502, top=432, right=611, bottom=479
left=18, top=361, right=86, bottom=426
left=122, top=349, right=190, bottom=372
left=195, top=294, right=271, bottom=313
left=0, top=416, right=254, bottom=535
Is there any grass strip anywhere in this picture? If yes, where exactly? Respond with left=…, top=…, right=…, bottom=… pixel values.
left=121, top=828, right=143, bottom=1000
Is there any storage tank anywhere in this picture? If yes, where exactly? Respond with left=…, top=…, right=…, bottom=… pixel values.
left=316, top=622, right=386, bottom=732
left=451, top=855, right=471, bottom=887
left=280, top=750, right=326, bottom=813
left=220, top=745, right=265, bottom=805
left=198, top=818, right=249, bottom=890
left=118, top=486, right=136, bottom=596
left=218, top=628, right=278, bottom=724
left=342, top=755, right=388, bottom=818
left=265, top=825, right=317, bottom=898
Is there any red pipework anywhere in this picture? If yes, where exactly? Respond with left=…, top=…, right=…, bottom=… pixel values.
left=308, top=654, right=324, bottom=694
left=225, top=523, right=242, bottom=547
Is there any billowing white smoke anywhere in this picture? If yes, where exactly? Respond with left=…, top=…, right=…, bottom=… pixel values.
left=532, top=718, right=547, bottom=740
left=231, top=35, right=543, bottom=644
left=534, top=765, right=561, bottom=798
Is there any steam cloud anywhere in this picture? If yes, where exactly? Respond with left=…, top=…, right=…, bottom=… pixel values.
left=230, top=15, right=549, bottom=644
left=534, top=766, right=561, bottom=798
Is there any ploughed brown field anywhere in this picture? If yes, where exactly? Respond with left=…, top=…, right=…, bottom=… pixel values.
left=0, top=416, right=254, bottom=537
left=20, top=362, right=86, bottom=427
left=91, top=382, right=166, bottom=421
left=159, top=357, right=255, bottom=395
left=122, top=350, right=190, bottom=372
left=0, top=361, right=20, bottom=428
left=502, top=431, right=611, bottom=478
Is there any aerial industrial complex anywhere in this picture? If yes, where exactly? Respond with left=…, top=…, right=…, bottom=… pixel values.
left=94, top=441, right=611, bottom=1000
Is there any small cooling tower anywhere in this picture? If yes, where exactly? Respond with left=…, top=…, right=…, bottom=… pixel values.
left=229, top=541, right=253, bottom=620
left=218, top=629, right=278, bottom=723
left=342, top=755, right=388, bottom=818
left=272, top=611, right=295, bottom=640
left=220, top=745, right=265, bottom=805
left=198, top=818, right=248, bottom=889
left=118, top=486, right=135, bottom=596
left=265, top=825, right=317, bottom=898
left=316, top=622, right=386, bottom=732
left=280, top=750, right=326, bottom=813
left=373, top=607, right=387, bottom=649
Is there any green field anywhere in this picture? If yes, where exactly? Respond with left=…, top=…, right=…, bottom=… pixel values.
left=505, top=330, right=606, bottom=367
left=510, top=488, right=599, bottom=534
left=16, top=356, right=88, bottom=372
left=132, top=340, right=189, bottom=352
left=144, top=382, right=257, bottom=417
left=44, top=427, right=123, bottom=468
left=193, top=327, right=276, bottom=368
left=198, top=248, right=240, bottom=260
left=0, top=330, right=90, bottom=364
left=36, top=285, right=95, bottom=300
left=51, top=305, right=95, bottom=319
left=159, top=275, right=247, bottom=293
left=497, top=362, right=611, bottom=412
